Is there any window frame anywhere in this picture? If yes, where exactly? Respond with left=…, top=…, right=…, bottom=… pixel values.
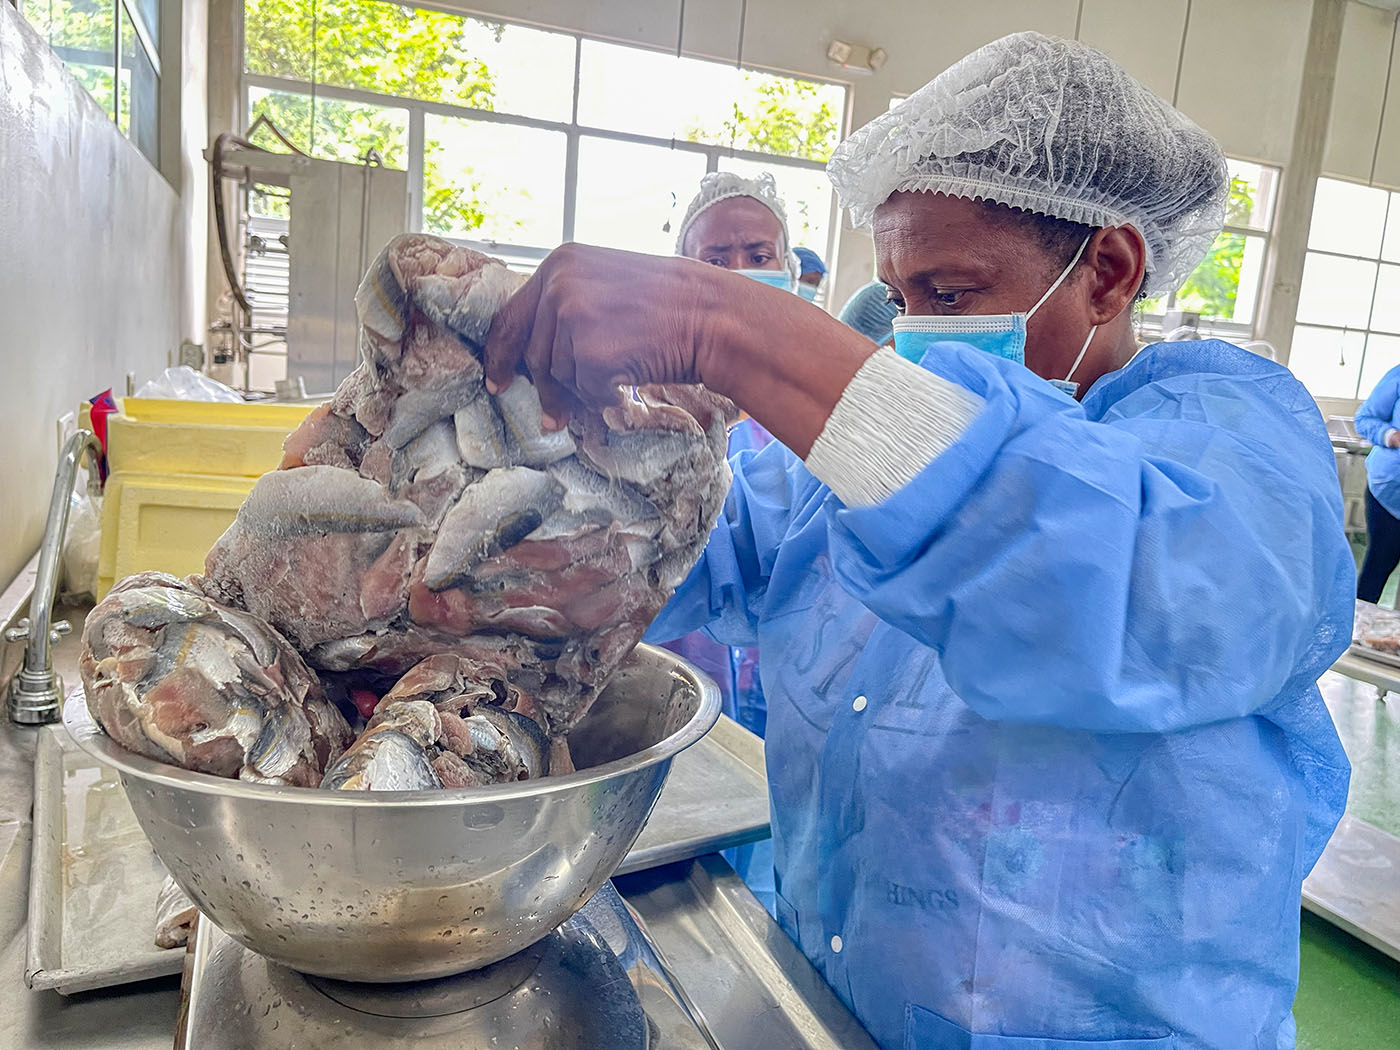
left=241, top=26, right=844, bottom=270
left=19, top=0, right=162, bottom=164
left=1291, top=177, right=1400, bottom=400
left=1135, top=157, right=1280, bottom=341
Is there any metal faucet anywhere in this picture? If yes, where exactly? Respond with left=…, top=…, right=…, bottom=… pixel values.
left=5, top=429, right=103, bottom=725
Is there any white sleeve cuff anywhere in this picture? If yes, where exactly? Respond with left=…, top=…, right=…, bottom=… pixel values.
left=804, top=347, right=983, bottom=507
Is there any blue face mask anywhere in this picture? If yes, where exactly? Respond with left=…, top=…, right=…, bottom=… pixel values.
left=890, top=234, right=1096, bottom=397
left=735, top=268, right=795, bottom=292
left=796, top=282, right=821, bottom=302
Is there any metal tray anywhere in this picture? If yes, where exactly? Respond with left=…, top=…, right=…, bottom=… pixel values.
left=620, top=713, right=769, bottom=875
left=27, top=716, right=769, bottom=995
left=617, top=855, right=880, bottom=1050
left=1346, top=642, right=1400, bottom=671
left=26, top=725, right=183, bottom=995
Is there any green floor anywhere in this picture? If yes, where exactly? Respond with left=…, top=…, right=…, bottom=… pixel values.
left=1297, top=671, right=1400, bottom=1048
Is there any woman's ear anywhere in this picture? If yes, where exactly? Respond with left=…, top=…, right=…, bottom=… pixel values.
left=1086, top=225, right=1148, bottom=324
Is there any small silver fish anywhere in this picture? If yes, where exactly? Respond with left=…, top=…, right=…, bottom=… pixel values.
left=382, top=373, right=482, bottom=449
left=240, top=466, right=426, bottom=536
left=322, top=700, right=443, bottom=791
left=413, top=263, right=523, bottom=346
left=424, top=467, right=565, bottom=591
left=453, top=395, right=513, bottom=469
left=496, top=378, right=576, bottom=466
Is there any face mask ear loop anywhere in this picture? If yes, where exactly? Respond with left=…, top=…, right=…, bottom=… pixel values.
left=1064, top=324, right=1098, bottom=383
left=1026, top=233, right=1093, bottom=321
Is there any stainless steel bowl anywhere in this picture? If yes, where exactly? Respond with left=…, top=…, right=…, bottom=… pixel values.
left=63, top=644, right=719, bottom=982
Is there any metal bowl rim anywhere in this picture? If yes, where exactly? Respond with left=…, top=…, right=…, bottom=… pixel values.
left=61, top=644, right=721, bottom=808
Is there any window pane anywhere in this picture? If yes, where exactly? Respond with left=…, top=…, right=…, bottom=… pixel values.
left=1289, top=325, right=1366, bottom=400
left=244, top=0, right=313, bottom=80
left=578, top=42, right=736, bottom=141
left=573, top=137, right=707, bottom=255
left=577, top=40, right=843, bottom=162
left=422, top=116, right=565, bottom=246
left=1371, top=264, right=1400, bottom=334
left=32, top=0, right=117, bottom=118
left=700, top=71, right=843, bottom=163
left=119, top=6, right=158, bottom=163
left=1295, top=252, right=1378, bottom=329
left=132, top=0, right=160, bottom=49
left=1360, top=334, right=1400, bottom=399
left=1308, top=178, right=1387, bottom=257
left=245, top=1, right=573, bottom=119
left=1224, top=160, right=1277, bottom=232
left=722, top=157, right=833, bottom=267
left=248, top=86, right=408, bottom=167
left=438, top=19, right=574, bottom=121
left=1172, top=231, right=1266, bottom=325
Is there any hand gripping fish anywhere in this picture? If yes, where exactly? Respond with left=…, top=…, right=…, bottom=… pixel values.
left=81, top=235, right=734, bottom=790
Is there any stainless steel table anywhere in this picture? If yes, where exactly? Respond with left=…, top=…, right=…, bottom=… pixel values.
left=0, top=601, right=181, bottom=1050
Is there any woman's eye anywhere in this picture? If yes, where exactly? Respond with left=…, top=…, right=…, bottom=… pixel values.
left=884, top=289, right=906, bottom=314
left=934, top=290, right=966, bottom=307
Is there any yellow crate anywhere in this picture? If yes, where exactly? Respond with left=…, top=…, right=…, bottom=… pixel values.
left=96, top=472, right=255, bottom=600
left=107, top=398, right=317, bottom=478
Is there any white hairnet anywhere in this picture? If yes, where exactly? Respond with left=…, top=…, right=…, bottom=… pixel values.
left=674, top=171, right=800, bottom=281
left=827, top=32, right=1228, bottom=295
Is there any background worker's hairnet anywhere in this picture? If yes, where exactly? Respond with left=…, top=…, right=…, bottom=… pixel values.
left=674, top=171, right=800, bottom=282
left=839, top=281, right=900, bottom=346
left=793, top=247, right=827, bottom=278
left=826, top=31, right=1228, bottom=295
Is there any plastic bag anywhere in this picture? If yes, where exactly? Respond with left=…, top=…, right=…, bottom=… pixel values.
left=59, top=483, right=102, bottom=603
left=134, top=366, right=243, bottom=403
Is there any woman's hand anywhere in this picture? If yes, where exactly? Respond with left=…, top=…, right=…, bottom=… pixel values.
left=1386, top=429, right=1400, bottom=449
left=483, top=243, right=875, bottom=456
left=483, top=244, right=717, bottom=424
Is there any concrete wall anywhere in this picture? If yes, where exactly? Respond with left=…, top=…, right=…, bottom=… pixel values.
left=0, top=3, right=206, bottom=586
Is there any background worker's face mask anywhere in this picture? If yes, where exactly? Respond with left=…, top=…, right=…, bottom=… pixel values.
left=735, top=268, right=796, bottom=292
left=796, top=282, right=821, bottom=302
left=890, top=234, right=1097, bottom=397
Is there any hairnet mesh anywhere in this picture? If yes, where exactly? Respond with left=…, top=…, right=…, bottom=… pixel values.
left=827, top=32, right=1228, bottom=295
left=675, top=171, right=800, bottom=281
left=839, top=281, right=900, bottom=345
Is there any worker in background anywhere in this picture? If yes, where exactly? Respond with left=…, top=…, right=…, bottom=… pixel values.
left=793, top=246, right=828, bottom=303
left=660, top=171, right=790, bottom=912
left=660, top=170, right=786, bottom=735
left=1354, top=363, right=1400, bottom=603
left=837, top=281, right=900, bottom=347
left=487, top=32, right=1351, bottom=1050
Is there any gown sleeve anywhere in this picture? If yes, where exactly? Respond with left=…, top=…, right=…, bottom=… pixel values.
left=1355, top=365, right=1400, bottom=448
left=820, top=343, right=1355, bottom=734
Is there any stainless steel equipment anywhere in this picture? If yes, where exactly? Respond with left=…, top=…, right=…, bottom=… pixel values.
left=178, top=881, right=720, bottom=1049
left=5, top=430, right=101, bottom=724
left=211, top=138, right=410, bottom=394
left=63, top=645, right=719, bottom=982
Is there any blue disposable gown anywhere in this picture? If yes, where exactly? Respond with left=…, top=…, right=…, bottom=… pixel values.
left=646, top=339, right=1353, bottom=1050
left=660, top=417, right=773, bottom=737
left=1355, top=363, right=1400, bottom=516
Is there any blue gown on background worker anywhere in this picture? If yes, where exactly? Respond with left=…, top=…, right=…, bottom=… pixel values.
left=1355, top=364, right=1400, bottom=515
left=660, top=416, right=773, bottom=737
left=646, top=338, right=1353, bottom=1050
